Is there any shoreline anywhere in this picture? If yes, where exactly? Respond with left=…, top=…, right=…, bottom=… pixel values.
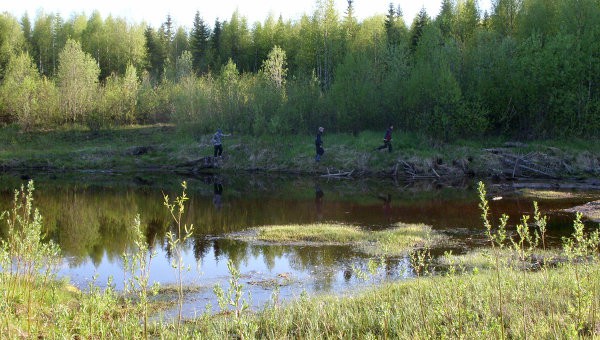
left=1, top=125, right=599, bottom=183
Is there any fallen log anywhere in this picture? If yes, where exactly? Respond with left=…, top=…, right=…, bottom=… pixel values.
left=321, top=168, right=354, bottom=178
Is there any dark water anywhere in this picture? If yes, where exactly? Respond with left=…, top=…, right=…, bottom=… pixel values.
left=0, top=171, right=598, bottom=317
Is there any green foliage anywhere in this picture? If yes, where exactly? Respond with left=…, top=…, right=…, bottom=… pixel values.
left=0, top=180, right=61, bottom=336
left=122, top=215, right=159, bottom=340
left=0, top=13, right=25, bottom=79
left=163, top=181, right=194, bottom=336
left=0, top=53, right=43, bottom=130
left=2, top=1, right=600, bottom=138
left=96, top=63, right=140, bottom=128
left=56, top=39, right=100, bottom=125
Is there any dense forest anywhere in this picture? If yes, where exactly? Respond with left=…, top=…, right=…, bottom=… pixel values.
left=0, top=0, right=599, bottom=139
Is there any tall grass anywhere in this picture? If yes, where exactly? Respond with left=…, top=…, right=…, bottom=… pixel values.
left=0, top=181, right=61, bottom=336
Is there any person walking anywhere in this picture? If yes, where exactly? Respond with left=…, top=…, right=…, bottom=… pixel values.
left=211, top=129, right=231, bottom=157
left=377, top=124, right=393, bottom=153
left=315, top=127, right=325, bottom=162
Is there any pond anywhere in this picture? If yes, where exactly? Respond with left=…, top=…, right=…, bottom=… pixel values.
left=0, top=171, right=598, bottom=318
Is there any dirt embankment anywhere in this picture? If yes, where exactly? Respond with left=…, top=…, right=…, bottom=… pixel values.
left=350, top=143, right=600, bottom=184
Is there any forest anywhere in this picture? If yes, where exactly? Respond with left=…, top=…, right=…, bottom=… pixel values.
left=0, top=0, right=599, bottom=140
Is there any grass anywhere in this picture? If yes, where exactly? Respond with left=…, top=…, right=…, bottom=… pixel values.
left=519, top=189, right=577, bottom=200
left=202, top=260, right=600, bottom=339
left=1, top=124, right=599, bottom=178
left=252, top=222, right=443, bottom=256
left=437, top=247, right=565, bottom=271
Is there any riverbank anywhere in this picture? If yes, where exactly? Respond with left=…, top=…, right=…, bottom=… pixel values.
left=1, top=124, right=599, bottom=181
left=3, top=241, right=599, bottom=339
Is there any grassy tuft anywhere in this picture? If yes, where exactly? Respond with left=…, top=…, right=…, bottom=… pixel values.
left=520, top=189, right=577, bottom=200
left=254, top=222, right=440, bottom=256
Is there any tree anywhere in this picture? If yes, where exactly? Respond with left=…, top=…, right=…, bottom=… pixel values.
left=190, top=11, right=211, bottom=75
left=57, top=39, right=100, bottom=124
left=21, top=13, right=32, bottom=54
left=314, top=0, right=341, bottom=90
left=261, top=45, right=288, bottom=90
left=491, top=0, right=522, bottom=36
left=220, top=10, right=253, bottom=72
left=343, top=0, right=358, bottom=43
left=436, top=0, right=455, bottom=39
left=516, top=0, right=557, bottom=41
left=409, top=8, right=431, bottom=52
left=0, top=13, right=25, bottom=79
left=331, top=51, right=380, bottom=133
left=454, top=0, right=480, bottom=44
left=81, top=11, right=104, bottom=74
left=210, top=19, right=223, bottom=71
left=144, top=26, right=166, bottom=81
left=98, top=63, right=140, bottom=125
left=0, top=53, right=41, bottom=130
left=385, top=3, right=403, bottom=45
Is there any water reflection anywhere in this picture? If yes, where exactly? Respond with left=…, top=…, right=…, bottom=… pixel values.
left=377, top=193, right=393, bottom=222
left=213, top=183, right=223, bottom=210
left=1, top=172, right=598, bottom=316
left=315, top=182, right=324, bottom=221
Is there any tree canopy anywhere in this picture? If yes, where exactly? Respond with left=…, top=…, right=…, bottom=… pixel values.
left=0, top=0, right=599, bottom=139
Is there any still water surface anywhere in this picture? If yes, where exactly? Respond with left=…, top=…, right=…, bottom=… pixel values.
left=0, top=172, right=597, bottom=317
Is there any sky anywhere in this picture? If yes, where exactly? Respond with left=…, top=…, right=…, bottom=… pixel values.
left=5, top=0, right=492, bottom=29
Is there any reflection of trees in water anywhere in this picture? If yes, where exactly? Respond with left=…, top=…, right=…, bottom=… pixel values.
left=0, top=175, right=503, bottom=270
left=23, top=187, right=165, bottom=266
left=212, top=239, right=249, bottom=265
left=193, top=237, right=211, bottom=261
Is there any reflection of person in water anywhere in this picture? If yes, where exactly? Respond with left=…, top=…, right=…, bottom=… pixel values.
left=378, top=193, right=392, bottom=222
left=213, top=182, right=223, bottom=210
left=315, top=184, right=324, bottom=220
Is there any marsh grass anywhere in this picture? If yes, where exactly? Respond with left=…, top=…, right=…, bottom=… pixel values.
left=253, top=222, right=441, bottom=256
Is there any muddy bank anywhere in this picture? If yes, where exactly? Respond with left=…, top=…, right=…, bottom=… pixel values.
left=564, top=200, right=600, bottom=222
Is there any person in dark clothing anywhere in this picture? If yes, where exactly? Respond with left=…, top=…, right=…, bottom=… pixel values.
left=377, top=124, right=393, bottom=153
left=315, top=127, right=325, bottom=162
left=211, top=129, right=231, bottom=157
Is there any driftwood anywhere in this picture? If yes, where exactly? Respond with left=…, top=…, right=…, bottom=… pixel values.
left=485, top=148, right=560, bottom=179
left=321, top=168, right=354, bottom=178
left=396, top=160, right=442, bottom=179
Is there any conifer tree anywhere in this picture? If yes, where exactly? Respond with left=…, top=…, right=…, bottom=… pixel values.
left=190, top=11, right=210, bottom=75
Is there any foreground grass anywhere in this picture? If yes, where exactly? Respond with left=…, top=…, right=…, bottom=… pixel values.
left=253, top=222, right=442, bottom=256
left=196, top=262, right=600, bottom=339
left=2, top=254, right=599, bottom=339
